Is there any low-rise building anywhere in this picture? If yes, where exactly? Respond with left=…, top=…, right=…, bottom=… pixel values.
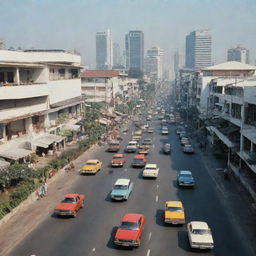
left=0, top=49, right=83, bottom=162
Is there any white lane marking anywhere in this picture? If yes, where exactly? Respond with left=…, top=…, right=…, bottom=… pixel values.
left=152, top=144, right=155, bottom=148
left=148, top=232, right=152, bottom=241
left=147, top=249, right=151, bottom=256
left=156, top=184, right=159, bottom=189
left=124, top=168, right=127, bottom=172
left=92, top=248, right=96, bottom=252
left=156, top=195, right=158, bottom=202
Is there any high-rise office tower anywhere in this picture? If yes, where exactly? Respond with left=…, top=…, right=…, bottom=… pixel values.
left=145, top=46, right=164, bottom=79
left=227, top=45, right=250, bottom=64
left=113, top=42, right=121, bottom=66
left=185, top=30, right=212, bottom=69
left=125, top=30, right=144, bottom=71
left=96, top=29, right=113, bottom=70
left=174, top=51, right=184, bottom=75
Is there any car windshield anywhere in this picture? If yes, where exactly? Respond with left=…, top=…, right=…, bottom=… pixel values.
left=192, top=229, right=210, bottom=235
left=181, top=174, right=192, bottom=178
left=146, top=167, right=156, bottom=171
left=134, top=158, right=144, bottom=162
left=62, top=197, right=76, bottom=203
left=113, top=156, right=122, bottom=159
left=120, top=221, right=139, bottom=230
left=86, top=162, right=97, bottom=166
left=114, top=185, right=128, bottom=190
left=167, top=206, right=183, bottom=212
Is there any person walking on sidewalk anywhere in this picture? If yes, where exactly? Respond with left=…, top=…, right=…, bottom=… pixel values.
left=39, top=181, right=48, bottom=197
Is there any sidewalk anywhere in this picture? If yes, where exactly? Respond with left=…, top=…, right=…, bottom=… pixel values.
left=0, top=143, right=101, bottom=256
left=193, top=140, right=256, bottom=256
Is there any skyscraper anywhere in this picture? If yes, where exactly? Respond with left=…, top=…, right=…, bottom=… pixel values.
left=125, top=30, right=144, bottom=71
left=113, top=42, right=121, bottom=66
left=145, top=46, right=164, bottom=79
left=227, top=45, right=250, bottom=64
left=185, top=30, right=212, bottom=69
left=96, top=29, right=113, bottom=70
left=174, top=51, right=184, bottom=75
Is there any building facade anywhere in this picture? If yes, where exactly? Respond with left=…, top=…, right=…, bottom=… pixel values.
left=96, top=29, right=113, bottom=70
left=227, top=45, right=250, bottom=64
left=0, top=49, right=83, bottom=160
left=185, top=30, right=212, bottom=70
left=145, top=46, right=164, bottom=79
left=125, top=30, right=144, bottom=72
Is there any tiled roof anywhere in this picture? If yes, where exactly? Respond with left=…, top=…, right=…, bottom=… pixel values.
left=81, top=70, right=120, bottom=78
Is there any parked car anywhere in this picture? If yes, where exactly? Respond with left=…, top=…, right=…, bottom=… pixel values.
left=183, top=144, right=195, bottom=154
left=147, top=127, right=154, bottom=133
left=143, top=164, right=159, bottom=178
left=111, top=179, right=133, bottom=201
left=187, top=221, right=214, bottom=249
left=54, top=193, right=85, bottom=217
left=164, top=201, right=185, bottom=224
left=80, top=160, right=102, bottom=175
left=125, top=141, right=138, bottom=153
left=132, top=154, right=147, bottom=167
left=114, top=213, right=146, bottom=247
left=107, top=140, right=120, bottom=152
left=162, top=143, right=171, bottom=154
left=111, top=154, right=125, bottom=167
left=177, top=170, right=195, bottom=187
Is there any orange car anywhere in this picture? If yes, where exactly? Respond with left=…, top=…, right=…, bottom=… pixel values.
left=132, top=154, right=147, bottom=167
left=54, top=193, right=85, bottom=217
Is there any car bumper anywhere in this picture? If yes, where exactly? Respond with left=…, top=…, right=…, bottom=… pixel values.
left=111, top=195, right=126, bottom=200
left=143, top=173, right=158, bottom=178
left=80, top=170, right=98, bottom=174
left=190, top=243, right=214, bottom=249
left=114, top=240, right=139, bottom=247
left=54, top=210, right=74, bottom=216
left=165, top=219, right=185, bottom=224
left=111, top=163, right=123, bottom=167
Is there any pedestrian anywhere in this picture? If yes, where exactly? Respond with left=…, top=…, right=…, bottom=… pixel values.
left=70, top=161, right=75, bottom=171
left=39, top=181, right=48, bottom=197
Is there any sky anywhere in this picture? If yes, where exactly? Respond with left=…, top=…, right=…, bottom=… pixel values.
left=0, top=0, right=256, bottom=70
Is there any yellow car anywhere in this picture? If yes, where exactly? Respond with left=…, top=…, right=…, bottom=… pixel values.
left=80, top=160, right=102, bottom=175
left=164, top=201, right=185, bottom=224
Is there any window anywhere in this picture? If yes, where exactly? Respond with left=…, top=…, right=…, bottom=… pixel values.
left=7, top=72, right=14, bottom=83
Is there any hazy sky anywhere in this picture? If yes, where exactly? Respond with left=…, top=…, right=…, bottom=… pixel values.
left=0, top=0, right=256, bottom=69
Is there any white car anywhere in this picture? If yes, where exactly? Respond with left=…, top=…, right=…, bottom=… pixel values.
left=143, top=164, right=159, bottom=178
left=187, top=221, right=214, bottom=250
left=125, top=141, right=138, bottom=153
left=161, top=129, right=168, bottom=135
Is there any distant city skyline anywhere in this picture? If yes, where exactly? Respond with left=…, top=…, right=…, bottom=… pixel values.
left=0, top=0, right=255, bottom=69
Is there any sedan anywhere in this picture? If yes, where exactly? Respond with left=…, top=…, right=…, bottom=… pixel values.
left=183, top=144, right=195, bottom=154
left=54, top=193, right=85, bottom=217
left=114, top=213, right=146, bottom=247
left=177, top=170, right=195, bottom=187
left=111, top=179, right=133, bottom=201
left=80, top=160, right=102, bottom=175
left=111, top=154, right=125, bottom=167
left=164, top=201, right=185, bottom=224
left=162, top=143, right=171, bottom=154
left=187, top=221, right=214, bottom=249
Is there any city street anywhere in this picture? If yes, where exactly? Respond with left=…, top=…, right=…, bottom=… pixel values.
left=8, top=117, right=255, bottom=256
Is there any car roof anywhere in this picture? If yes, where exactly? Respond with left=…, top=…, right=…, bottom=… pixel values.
left=190, top=221, right=209, bottom=230
left=115, top=178, right=130, bottom=186
left=121, top=213, right=143, bottom=222
left=64, top=193, right=79, bottom=198
left=166, top=201, right=183, bottom=207
left=86, top=159, right=99, bottom=163
left=113, top=153, right=124, bottom=157
left=180, top=170, right=192, bottom=175
left=134, top=154, right=145, bottom=159
left=145, top=164, right=157, bottom=168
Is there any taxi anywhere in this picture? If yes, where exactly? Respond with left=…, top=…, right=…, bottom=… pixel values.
left=164, top=201, right=185, bottom=225
left=80, top=159, right=102, bottom=175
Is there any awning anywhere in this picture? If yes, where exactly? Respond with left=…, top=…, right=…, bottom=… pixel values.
left=0, top=159, right=10, bottom=169
left=0, top=148, right=33, bottom=161
left=64, top=124, right=81, bottom=131
left=209, top=126, right=234, bottom=148
left=32, top=134, right=65, bottom=148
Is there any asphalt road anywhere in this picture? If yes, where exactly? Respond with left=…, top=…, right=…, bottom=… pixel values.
left=9, top=117, right=254, bottom=256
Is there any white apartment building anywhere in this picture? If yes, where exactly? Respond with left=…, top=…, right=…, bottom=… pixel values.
left=145, top=46, right=164, bottom=79
left=0, top=49, right=83, bottom=161
left=81, top=70, right=139, bottom=104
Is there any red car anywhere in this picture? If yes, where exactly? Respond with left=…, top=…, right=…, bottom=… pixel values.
left=114, top=213, right=146, bottom=247
left=132, top=154, right=147, bottom=167
left=54, top=193, right=85, bottom=217
left=111, top=154, right=126, bottom=167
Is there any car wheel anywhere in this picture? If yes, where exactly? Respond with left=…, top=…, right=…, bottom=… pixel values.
left=72, top=211, right=77, bottom=218
left=135, top=239, right=141, bottom=248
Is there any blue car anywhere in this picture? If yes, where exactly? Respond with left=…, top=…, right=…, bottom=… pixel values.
left=111, top=179, right=133, bottom=201
left=177, top=170, right=195, bottom=187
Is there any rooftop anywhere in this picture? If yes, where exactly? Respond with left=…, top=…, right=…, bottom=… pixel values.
left=81, top=70, right=120, bottom=78
left=203, top=61, right=256, bottom=71
left=115, top=179, right=130, bottom=186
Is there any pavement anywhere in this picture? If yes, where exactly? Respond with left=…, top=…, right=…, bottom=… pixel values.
left=1, top=117, right=256, bottom=256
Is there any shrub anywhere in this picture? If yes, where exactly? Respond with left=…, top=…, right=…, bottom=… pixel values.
left=0, top=201, right=12, bottom=219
